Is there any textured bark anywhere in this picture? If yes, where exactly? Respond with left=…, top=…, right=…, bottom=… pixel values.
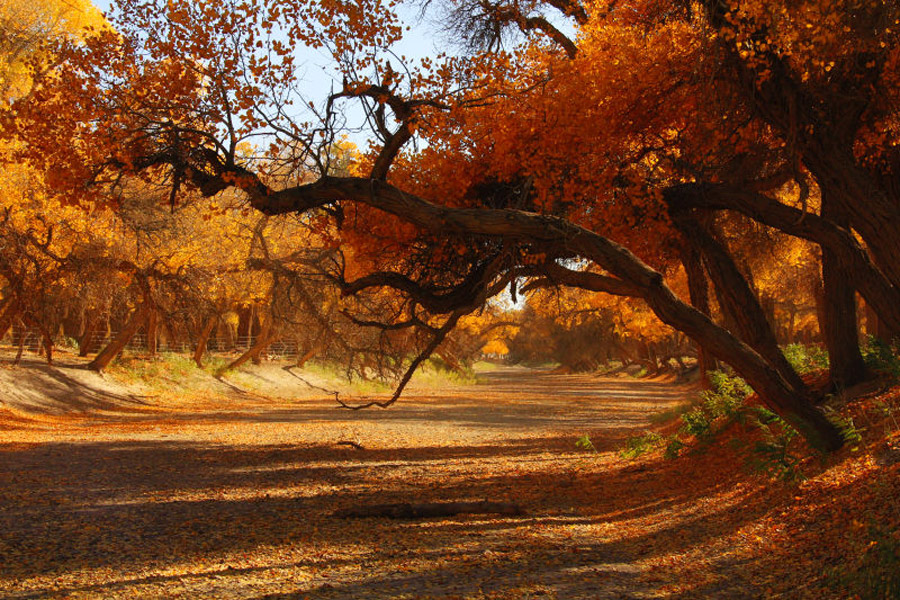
left=88, top=303, right=148, bottom=372
left=640, top=277, right=844, bottom=451
left=78, top=312, right=101, bottom=356
left=672, top=213, right=808, bottom=393
left=700, top=1, right=900, bottom=288
left=333, top=501, right=526, bottom=519
left=820, top=193, right=868, bottom=388
left=27, top=317, right=53, bottom=365
left=680, top=242, right=718, bottom=386
left=0, top=300, right=19, bottom=342
left=295, top=345, right=319, bottom=368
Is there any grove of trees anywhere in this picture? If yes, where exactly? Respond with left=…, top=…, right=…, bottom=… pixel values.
left=4, top=0, right=900, bottom=451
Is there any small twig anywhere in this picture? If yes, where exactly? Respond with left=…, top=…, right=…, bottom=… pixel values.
left=336, top=440, right=365, bottom=450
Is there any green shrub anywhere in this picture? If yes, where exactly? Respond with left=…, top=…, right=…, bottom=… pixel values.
left=782, top=343, right=830, bottom=374
left=708, top=370, right=754, bottom=399
left=745, top=407, right=805, bottom=482
left=681, top=407, right=714, bottom=440
left=620, top=431, right=664, bottom=459
left=679, top=370, right=749, bottom=441
left=664, top=437, right=685, bottom=460
left=575, top=434, right=597, bottom=453
left=862, top=336, right=900, bottom=379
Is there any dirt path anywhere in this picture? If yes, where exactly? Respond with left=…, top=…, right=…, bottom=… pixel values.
left=0, top=363, right=767, bottom=599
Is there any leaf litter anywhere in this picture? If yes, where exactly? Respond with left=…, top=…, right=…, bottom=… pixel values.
left=0, top=360, right=897, bottom=599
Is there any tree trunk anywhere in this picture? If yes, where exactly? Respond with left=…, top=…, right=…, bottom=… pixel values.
left=680, top=242, right=718, bottom=386
left=820, top=193, right=868, bottom=388
left=698, top=5, right=900, bottom=290
left=145, top=308, right=158, bottom=356
left=664, top=182, right=900, bottom=337
left=13, top=318, right=26, bottom=365
left=88, top=303, right=148, bottom=372
left=20, top=314, right=53, bottom=365
left=641, top=279, right=844, bottom=452
left=296, top=345, right=318, bottom=368
left=225, top=324, right=277, bottom=371
left=673, top=213, right=808, bottom=393
left=78, top=312, right=100, bottom=356
left=193, top=315, right=218, bottom=368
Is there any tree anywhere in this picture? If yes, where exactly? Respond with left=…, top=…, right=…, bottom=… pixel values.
left=9, top=0, right=883, bottom=451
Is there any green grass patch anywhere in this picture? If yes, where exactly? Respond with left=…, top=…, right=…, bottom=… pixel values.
left=108, top=352, right=198, bottom=389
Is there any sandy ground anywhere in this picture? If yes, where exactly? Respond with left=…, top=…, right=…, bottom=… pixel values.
left=0, top=356, right=771, bottom=599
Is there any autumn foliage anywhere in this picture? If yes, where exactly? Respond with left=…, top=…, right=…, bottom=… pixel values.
left=2, top=0, right=900, bottom=452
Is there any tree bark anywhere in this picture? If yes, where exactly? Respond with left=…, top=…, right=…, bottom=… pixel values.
left=664, top=183, right=900, bottom=336
left=820, top=192, right=868, bottom=388
left=680, top=241, right=718, bottom=386
left=88, top=303, right=148, bottom=372
left=78, top=312, right=101, bottom=356
left=0, top=300, right=20, bottom=342
left=20, top=314, right=53, bottom=365
left=672, top=212, right=808, bottom=393
left=699, top=2, right=900, bottom=289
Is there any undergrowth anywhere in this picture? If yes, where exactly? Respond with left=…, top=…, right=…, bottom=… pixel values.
left=782, top=343, right=830, bottom=374
left=621, top=370, right=823, bottom=482
left=109, top=352, right=197, bottom=387
left=862, top=335, right=900, bottom=379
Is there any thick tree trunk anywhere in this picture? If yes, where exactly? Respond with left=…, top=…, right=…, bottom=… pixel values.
left=13, top=318, right=26, bottom=365
left=680, top=242, right=718, bottom=386
left=88, top=303, right=148, bottom=372
left=820, top=193, right=868, bottom=388
left=193, top=315, right=217, bottom=368
left=641, top=279, right=844, bottom=452
left=866, top=303, right=897, bottom=346
left=699, top=2, right=900, bottom=290
left=296, top=344, right=319, bottom=368
left=20, top=314, right=53, bottom=365
left=673, top=213, right=808, bottom=393
left=250, top=319, right=272, bottom=366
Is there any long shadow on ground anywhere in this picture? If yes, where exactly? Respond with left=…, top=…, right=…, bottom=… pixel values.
left=0, top=434, right=769, bottom=599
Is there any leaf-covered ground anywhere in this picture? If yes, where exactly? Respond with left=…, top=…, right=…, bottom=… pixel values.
left=0, top=357, right=897, bottom=599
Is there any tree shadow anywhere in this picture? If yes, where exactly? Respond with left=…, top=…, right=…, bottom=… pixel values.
left=0, top=431, right=792, bottom=598
left=0, top=356, right=153, bottom=415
